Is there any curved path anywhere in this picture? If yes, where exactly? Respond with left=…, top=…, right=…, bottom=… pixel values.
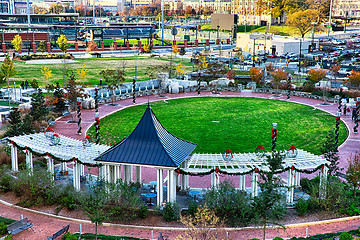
left=1, top=91, right=360, bottom=240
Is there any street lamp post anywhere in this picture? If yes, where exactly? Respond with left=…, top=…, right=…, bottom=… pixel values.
left=252, top=39, right=256, bottom=68
left=161, top=0, right=164, bottom=46
left=217, top=25, right=220, bottom=40
left=328, top=0, right=334, bottom=37
left=311, top=22, right=317, bottom=51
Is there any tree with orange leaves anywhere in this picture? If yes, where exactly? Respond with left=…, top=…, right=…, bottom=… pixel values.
left=307, top=68, right=327, bottom=85
left=249, top=67, right=263, bottom=84
left=330, top=64, right=341, bottom=80
left=345, top=70, right=360, bottom=88
left=271, top=68, right=288, bottom=89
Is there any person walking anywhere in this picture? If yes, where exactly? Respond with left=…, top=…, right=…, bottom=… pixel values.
left=25, top=80, right=29, bottom=89
left=20, top=81, right=24, bottom=90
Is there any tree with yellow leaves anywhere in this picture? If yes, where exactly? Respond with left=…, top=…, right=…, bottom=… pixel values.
left=175, top=62, right=185, bottom=76
left=176, top=205, right=227, bottom=240
left=198, top=57, right=209, bottom=70
left=307, top=68, right=327, bottom=85
left=76, top=64, right=88, bottom=83
left=172, top=45, right=179, bottom=54
left=286, top=9, right=319, bottom=38
left=41, top=66, right=52, bottom=85
left=11, top=35, right=23, bottom=54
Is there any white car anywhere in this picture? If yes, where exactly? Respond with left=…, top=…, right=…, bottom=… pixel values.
left=338, top=68, right=352, bottom=76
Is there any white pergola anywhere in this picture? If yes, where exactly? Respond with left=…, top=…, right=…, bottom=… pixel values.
left=182, top=150, right=329, bottom=204
left=8, top=132, right=109, bottom=191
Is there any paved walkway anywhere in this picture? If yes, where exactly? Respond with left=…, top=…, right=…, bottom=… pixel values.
left=2, top=91, right=360, bottom=239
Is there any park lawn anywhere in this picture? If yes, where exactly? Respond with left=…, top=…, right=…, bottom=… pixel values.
left=251, top=26, right=298, bottom=36
left=10, top=56, right=194, bottom=87
left=87, top=97, right=347, bottom=155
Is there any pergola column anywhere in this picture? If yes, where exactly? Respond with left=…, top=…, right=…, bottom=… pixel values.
left=103, top=165, right=110, bottom=183
left=156, top=168, right=164, bottom=206
left=167, top=169, right=176, bottom=203
left=136, top=166, right=141, bottom=183
left=80, top=164, right=85, bottom=176
left=319, top=166, right=328, bottom=200
left=60, top=162, right=67, bottom=172
left=251, top=171, right=258, bottom=197
left=295, top=171, right=301, bottom=187
left=109, top=165, right=115, bottom=183
left=73, top=160, right=81, bottom=191
left=46, top=155, right=54, bottom=180
left=10, top=143, right=18, bottom=172
left=239, top=175, right=246, bottom=191
left=180, top=162, right=189, bottom=191
left=25, top=148, right=33, bottom=173
left=98, top=166, right=104, bottom=180
left=287, top=169, right=295, bottom=204
left=124, top=165, right=133, bottom=183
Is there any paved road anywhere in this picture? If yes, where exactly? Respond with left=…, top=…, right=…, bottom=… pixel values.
left=1, top=91, right=360, bottom=239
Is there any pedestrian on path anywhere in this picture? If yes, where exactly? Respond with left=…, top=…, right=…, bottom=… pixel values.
left=20, top=81, right=24, bottom=90
left=25, top=80, right=29, bottom=89
left=352, top=107, right=356, bottom=121
left=344, top=105, right=347, bottom=116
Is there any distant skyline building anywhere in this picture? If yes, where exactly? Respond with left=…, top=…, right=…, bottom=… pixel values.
left=233, top=0, right=271, bottom=25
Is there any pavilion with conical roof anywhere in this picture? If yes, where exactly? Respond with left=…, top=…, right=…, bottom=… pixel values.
left=95, top=105, right=197, bottom=205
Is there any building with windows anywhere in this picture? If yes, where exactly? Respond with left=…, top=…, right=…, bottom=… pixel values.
left=332, top=0, right=360, bottom=20
left=232, top=0, right=270, bottom=25
left=0, top=0, right=33, bottom=14
left=182, top=0, right=231, bottom=14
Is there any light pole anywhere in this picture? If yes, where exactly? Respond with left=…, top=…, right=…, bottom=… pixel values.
left=328, top=0, right=334, bottom=37
left=311, top=22, right=317, bottom=51
left=161, top=0, right=164, bottom=46
left=217, top=25, right=220, bottom=40
left=252, top=38, right=256, bottom=68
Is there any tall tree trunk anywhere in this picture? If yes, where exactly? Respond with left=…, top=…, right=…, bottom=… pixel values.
left=95, top=222, right=98, bottom=240
left=263, top=220, right=267, bottom=240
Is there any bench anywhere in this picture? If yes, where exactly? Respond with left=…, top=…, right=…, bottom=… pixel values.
left=46, top=224, right=70, bottom=240
left=62, top=110, right=70, bottom=116
left=7, top=217, right=34, bottom=235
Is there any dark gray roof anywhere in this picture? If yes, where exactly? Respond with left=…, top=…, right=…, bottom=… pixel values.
left=95, top=106, right=197, bottom=167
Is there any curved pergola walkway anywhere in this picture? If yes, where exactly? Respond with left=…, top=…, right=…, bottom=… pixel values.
left=1, top=91, right=360, bottom=240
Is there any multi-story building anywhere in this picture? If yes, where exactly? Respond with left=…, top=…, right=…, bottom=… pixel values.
left=0, top=0, right=32, bottom=14
left=182, top=0, right=231, bottom=14
left=233, top=0, right=271, bottom=25
left=332, top=0, right=360, bottom=20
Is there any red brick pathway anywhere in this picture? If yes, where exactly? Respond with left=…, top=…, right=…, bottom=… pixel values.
left=2, top=91, right=360, bottom=239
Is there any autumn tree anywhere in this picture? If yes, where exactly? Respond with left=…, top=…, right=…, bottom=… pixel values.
left=305, top=0, right=330, bottom=21
left=286, top=9, right=319, bottom=38
left=250, top=67, right=263, bottom=84
left=100, top=67, right=126, bottom=105
left=11, top=35, right=23, bottom=54
left=346, top=154, right=360, bottom=196
left=307, top=68, right=327, bottom=85
left=345, top=70, right=360, bottom=88
left=76, top=64, right=88, bottom=84
left=177, top=206, right=227, bottom=240
left=57, top=34, right=68, bottom=87
left=330, top=64, right=341, bottom=80
left=41, top=66, right=53, bottom=89
left=0, top=55, right=17, bottom=107
left=321, top=130, right=340, bottom=176
left=271, top=68, right=288, bottom=92
left=49, top=3, right=64, bottom=14
left=38, top=41, right=47, bottom=53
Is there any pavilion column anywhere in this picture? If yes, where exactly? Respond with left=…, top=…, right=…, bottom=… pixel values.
left=73, top=160, right=81, bottom=191
left=124, top=165, right=133, bottom=183
left=80, top=164, right=85, bottom=176
left=251, top=171, right=258, bottom=197
left=211, top=172, right=215, bottom=188
left=46, top=155, right=54, bottom=180
left=156, top=168, right=164, bottom=206
left=109, top=165, right=115, bottom=183
left=319, top=166, right=328, bottom=200
left=239, top=175, right=246, bottom=191
left=180, top=162, right=189, bottom=191
left=114, top=165, right=121, bottom=182
left=287, top=169, right=295, bottom=204
left=104, top=165, right=110, bottom=183
left=25, top=149, right=33, bottom=173
left=167, top=169, right=176, bottom=203
left=136, top=166, right=141, bottom=183
left=10, top=143, right=18, bottom=172
left=98, top=166, right=105, bottom=180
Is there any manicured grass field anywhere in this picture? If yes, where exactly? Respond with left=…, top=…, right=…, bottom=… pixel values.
left=87, top=97, right=347, bottom=155
left=10, top=56, right=194, bottom=87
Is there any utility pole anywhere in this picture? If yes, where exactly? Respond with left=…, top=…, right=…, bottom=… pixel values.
left=328, top=0, right=333, bottom=37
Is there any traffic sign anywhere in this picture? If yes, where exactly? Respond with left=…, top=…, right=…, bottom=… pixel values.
left=171, top=27, right=178, bottom=36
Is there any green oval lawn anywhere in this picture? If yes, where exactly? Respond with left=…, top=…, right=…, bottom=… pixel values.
left=87, top=97, right=348, bottom=155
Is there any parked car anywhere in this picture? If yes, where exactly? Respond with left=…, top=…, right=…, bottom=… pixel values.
left=267, top=54, right=277, bottom=58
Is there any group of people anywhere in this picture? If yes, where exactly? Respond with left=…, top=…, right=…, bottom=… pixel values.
left=20, top=80, right=29, bottom=90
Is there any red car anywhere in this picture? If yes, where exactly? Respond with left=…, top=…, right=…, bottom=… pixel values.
left=267, top=54, right=277, bottom=58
